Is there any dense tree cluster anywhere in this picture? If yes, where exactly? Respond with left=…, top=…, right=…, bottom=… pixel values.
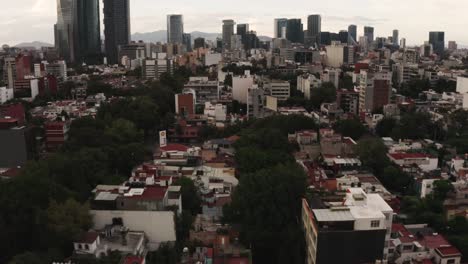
left=223, top=115, right=317, bottom=263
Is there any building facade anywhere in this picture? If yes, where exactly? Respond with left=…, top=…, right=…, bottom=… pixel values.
left=103, top=0, right=131, bottom=65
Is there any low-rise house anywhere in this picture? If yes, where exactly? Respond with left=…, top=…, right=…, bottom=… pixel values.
left=388, top=153, right=439, bottom=172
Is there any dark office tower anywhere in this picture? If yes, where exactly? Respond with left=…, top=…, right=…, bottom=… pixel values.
left=320, top=32, right=331, bottom=46
left=429, top=31, right=445, bottom=56
left=307, top=15, right=321, bottom=46
left=73, top=0, right=101, bottom=64
left=245, top=31, right=260, bottom=50
left=222, top=20, right=235, bottom=50
left=104, top=0, right=131, bottom=65
left=237, top=24, right=249, bottom=46
left=339, top=30, right=349, bottom=44
left=392, top=29, right=399, bottom=46
left=348, top=24, right=357, bottom=44
left=194, top=37, right=205, bottom=49
left=167, top=15, right=184, bottom=44
left=274, top=18, right=288, bottom=38
left=364, top=26, right=374, bottom=43
left=183, top=33, right=192, bottom=52
left=286, top=19, right=303, bottom=43
left=55, top=0, right=75, bottom=62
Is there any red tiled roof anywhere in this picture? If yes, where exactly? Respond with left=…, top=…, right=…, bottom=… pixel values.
left=388, top=153, right=433, bottom=160
left=226, top=135, right=240, bottom=143
left=160, top=143, right=189, bottom=152
left=123, top=256, right=144, bottom=264
left=420, top=234, right=450, bottom=249
left=436, top=246, right=462, bottom=257
left=421, top=259, right=433, bottom=264
left=125, top=186, right=167, bottom=200
left=76, top=231, right=99, bottom=244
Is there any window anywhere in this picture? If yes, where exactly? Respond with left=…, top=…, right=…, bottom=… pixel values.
left=371, top=220, right=380, bottom=228
left=447, top=259, right=456, bottom=264
left=388, top=248, right=394, bottom=254
left=85, top=244, right=89, bottom=250
left=78, top=244, right=83, bottom=249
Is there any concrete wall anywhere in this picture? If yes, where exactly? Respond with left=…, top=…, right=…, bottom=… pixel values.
left=91, top=210, right=176, bottom=250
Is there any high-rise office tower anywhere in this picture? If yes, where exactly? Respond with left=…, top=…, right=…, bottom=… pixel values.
left=364, top=26, right=374, bottom=43
left=286, top=19, right=303, bottom=43
left=237, top=24, right=249, bottom=46
left=55, top=0, right=75, bottom=62
left=392, top=30, right=399, bottom=46
left=222, top=20, right=235, bottom=50
left=74, top=0, right=101, bottom=64
left=348, top=24, right=357, bottom=44
left=339, top=30, right=348, bottom=44
left=307, top=15, right=321, bottom=46
left=194, top=37, right=205, bottom=49
left=274, top=18, right=288, bottom=38
left=183, top=33, right=192, bottom=52
left=104, top=0, right=131, bottom=65
left=429, top=31, right=445, bottom=56
left=400, top=38, right=406, bottom=49
left=167, top=15, right=184, bottom=44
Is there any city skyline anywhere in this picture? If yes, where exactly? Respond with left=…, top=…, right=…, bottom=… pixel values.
left=1, top=0, right=468, bottom=46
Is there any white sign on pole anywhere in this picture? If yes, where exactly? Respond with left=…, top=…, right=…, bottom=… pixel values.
left=159, top=130, right=167, bottom=147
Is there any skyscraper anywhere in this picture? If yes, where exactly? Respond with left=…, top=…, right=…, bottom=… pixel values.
left=167, top=15, right=184, bottom=44
left=55, top=0, right=75, bottom=62
left=222, top=20, right=235, bottom=50
left=429, top=31, right=445, bottom=56
left=274, top=18, right=288, bottom=39
left=286, top=19, right=303, bottom=44
left=307, top=15, right=321, bottom=46
left=392, top=30, right=399, bottom=46
left=339, top=30, right=348, bottom=44
left=104, top=0, right=131, bottom=65
left=183, top=33, right=192, bottom=52
left=348, top=25, right=357, bottom=44
left=237, top=24, right=249, bottom=47
left=364, top=26, right=374, bottom=43
left=74, top=0, right=101, bottom=64
left=194, top=37, right=205, bottom=49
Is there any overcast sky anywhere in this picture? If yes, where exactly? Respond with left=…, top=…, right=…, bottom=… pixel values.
left=1, top=0, right=467, bottom=46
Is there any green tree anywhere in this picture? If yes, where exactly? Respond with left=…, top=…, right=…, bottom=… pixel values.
left=8, top=252, right=44, bottom=264
left=375, top=118, right=397, bottom=137
left=310, top=82, right=337, bottom=109
left=173, top=177, right=201, bottom=215
left=355, top=138, right=390, bottom=175
left=333, top=118, right=367, bottom=140
left=227, top=163, right=307, bottom=263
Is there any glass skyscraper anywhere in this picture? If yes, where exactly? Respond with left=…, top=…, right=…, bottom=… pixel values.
left=104, top=0, right=131, bottom=65
left=429, top=31, right=445, bottom=56
left=274, top=18, right=288, bottom=39
left=55, top=0, right=74, bottom=62
left=307, top=15, right=321, bottom=46
left=286, top=19, right=303, bottom=44
left=74, top=0, right=101, bottom=64
left=348, top=25, right=357, bottom=45
left=167, top=15, right=184, bottom=44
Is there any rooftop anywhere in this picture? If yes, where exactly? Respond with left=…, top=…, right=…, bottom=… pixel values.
left=312, top=208, right=355, bottom=222
left=76, top=231, right=99, bottom=244
left=388, top=152, right=434, bottom=160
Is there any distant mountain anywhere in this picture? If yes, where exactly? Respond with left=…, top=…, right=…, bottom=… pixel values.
left=14, top=41, right=53, bottom=49
left=131, top=30, right=272, bottom=43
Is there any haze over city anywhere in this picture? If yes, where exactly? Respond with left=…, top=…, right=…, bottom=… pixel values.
left=1, top=0, right=468, bottom=45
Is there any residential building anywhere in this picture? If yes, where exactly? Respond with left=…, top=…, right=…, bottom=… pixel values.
left=142, top=58, right=173, bottom=80
left=321, top=68, right=341, bottom=89
left=265, top=80, right=290, bottom=101
left=44, top=60, right=68, bottom=80
left=3, top=57, right=16, bottom=89
left=167, top=15, right=184, bottom=44
left=325, top=42, right=345, bottom=67
left=456, top=76, right=468, bottom=94
left=45, top=121, right=70, bottom=151
left=298, top=74, right=322, bottom=100
left=387, top=152, right=439, bottom=172
left=103, top=0, right=131, bottom=65
left=0, top=118, right=33, bottom=167
left=302, top=188, right=393, bottom=264
left=0, top=87, right=14, bottom=104
left=232, top=71, right=254, bottom=104
left=247, top=86, right=266, bottom=119
left=175, top=93, right=195, bottom=117
left=337, top=89, right=359, bottom=115
left=183, top=77, right=219, bottom=105
left=359, top=70, right=392, bottom=113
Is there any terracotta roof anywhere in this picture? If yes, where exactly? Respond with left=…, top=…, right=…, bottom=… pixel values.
left=76, top=231, right=99, bottom=244
left=160, top=143, right=189, bottom=152
left=123, top=256, right=144, bottom=264
left=125, top=186, right=167, bottom=200
left=436, top=246, right=462, bottom=257
left=388, top=153, right=433, bottom=160
left=420, top=234, right=450, bottom=249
